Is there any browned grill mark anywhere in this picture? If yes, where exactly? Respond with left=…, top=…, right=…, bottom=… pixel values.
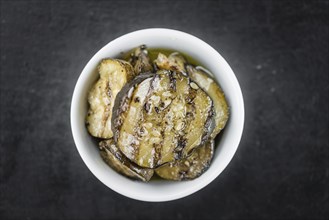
left=174, top=137, right=187, bottom=160
left=201, top=101, right=214, bottom=143
left=144, top=102, right=151, bottom=112
left=169, top=71, right=177, bottom=91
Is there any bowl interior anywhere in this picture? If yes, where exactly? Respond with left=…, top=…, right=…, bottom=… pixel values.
left=71, top=28, right=244, bottom=202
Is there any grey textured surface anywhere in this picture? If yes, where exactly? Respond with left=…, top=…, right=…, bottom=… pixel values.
left=0, top=0, right=328, bottom=219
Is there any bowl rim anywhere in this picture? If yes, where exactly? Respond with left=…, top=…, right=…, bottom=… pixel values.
left=71, top=28, right=244, bottom=202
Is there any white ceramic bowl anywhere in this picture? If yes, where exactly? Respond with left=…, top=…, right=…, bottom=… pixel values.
left=71, top=28, right=244, bottom=202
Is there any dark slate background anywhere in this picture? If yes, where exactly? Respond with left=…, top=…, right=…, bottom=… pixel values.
left=1, top=0, right=328, bottom=219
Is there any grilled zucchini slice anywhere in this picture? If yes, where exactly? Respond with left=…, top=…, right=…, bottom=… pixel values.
left=113, top=70, right=214, bottom=168
left=154, top=52, right=187, bottom=74
left=155, top=140, right=214, bottom=180
left=154, top=52, right=229, bottom=139
left=187, top=65, right=229, bottom=138
left=99, top=139, right=154, bottom=181
left=129, top=45, right=154, bottom=74
left=86, top=59, right=135, bottom=138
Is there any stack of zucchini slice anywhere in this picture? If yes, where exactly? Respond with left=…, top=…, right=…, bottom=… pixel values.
left=86, top=45, right=229, bottom=181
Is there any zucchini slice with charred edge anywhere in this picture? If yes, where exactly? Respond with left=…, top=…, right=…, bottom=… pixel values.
left=186, top=65, right=229, bottom=138
left=86, top=59, right=135, bottom=138
left=153, top=51, right=229, bottom=139
left=129, top=45, right=154, bottom=74
left=99, top=139, right=154, bottom=181
left=155, top=140, right=214, bottom=180
left=154, top=52, right=187, bottom=75
left=113, top=70, right=214, bottom=168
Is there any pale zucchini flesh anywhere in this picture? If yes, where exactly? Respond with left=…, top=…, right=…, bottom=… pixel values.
left=86, top=59, right=135, bottom=138
left=154, top=52, right=187, bottom=75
